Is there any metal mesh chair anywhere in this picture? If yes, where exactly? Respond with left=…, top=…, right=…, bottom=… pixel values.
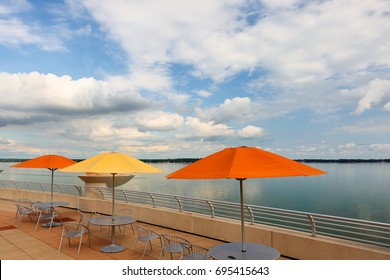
left=78, top=207, right=102, bottom=232
left=131, top=224, right=161, bottom=259
left=181, top=243, right=210, bottom=260
left=35, top=206, right=61, bottom=231
left=115, top=208, right=135, bottom=234
left=15, top=199, right=36, bottom=226
left=159, top=234, right=190, bottom=260
left=58, top=222, right=90, bottom=255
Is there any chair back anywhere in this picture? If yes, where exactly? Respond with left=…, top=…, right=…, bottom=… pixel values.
left=62, top=222, right=88, bottom=237
left=161, top=234, right=190, bottom=247
left=115, top=208, right=132, bottom=216
left=182, top=244, right=209, bottom=260
left=78, top=207, right=98, bottom=226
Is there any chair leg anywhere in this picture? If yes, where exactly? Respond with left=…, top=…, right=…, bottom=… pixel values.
left=87, top=231, right=91, bottom=247
left=77, top=235, right=83, bottom=255
left=131, top=239, right=138, bottom=255
left=159, top=248, right=164, bottom=259
left=58, top=234, right=64, bottom=255
left=35, top=214, right=41, bottom=231
left=16, top=213, right=23, bottom=226
left=142, top=242, right=148, bottom=260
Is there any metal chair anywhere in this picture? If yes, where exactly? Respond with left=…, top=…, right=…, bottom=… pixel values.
left=131, top=224, right=162, bottom=259
left=115, top=208, right=135, bottom=234
left=35, top=206, right=61, bottom=231
left=15, top=199, right=36, bottom=226
left=58, top=222, right=90, bottom=255
left=181, top=243, right=209, bottom=260
left=78, top=207, right=102, bottom=232
left=159, top=234, right=190, bottom=260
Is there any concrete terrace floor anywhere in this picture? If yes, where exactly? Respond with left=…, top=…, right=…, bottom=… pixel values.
left=0, top=199, right=225, bottom=260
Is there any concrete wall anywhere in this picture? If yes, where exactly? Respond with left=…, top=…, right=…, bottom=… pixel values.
left=2, top=188, right=390, bottom=260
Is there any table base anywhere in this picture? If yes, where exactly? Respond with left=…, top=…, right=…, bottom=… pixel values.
left=209, top=242, right=280, bottom=260
left=100, top=243, right=126, bottom=253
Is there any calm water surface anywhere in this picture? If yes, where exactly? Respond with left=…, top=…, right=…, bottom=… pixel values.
left=1, top=162, right=389, bottom=223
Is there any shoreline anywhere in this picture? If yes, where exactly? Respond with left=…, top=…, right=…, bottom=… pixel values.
left=2, top=158, right=390, bottom=163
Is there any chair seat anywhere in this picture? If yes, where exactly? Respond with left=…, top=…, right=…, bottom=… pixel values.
left=182, top=252, right=204, bottom=260
left=159, top=234, right=190, bottom=260
left=164, top=243, right=184, bottom=253
left=58, top=222, right=90, bottom=255
left=131, top=224, right=162, bottom=259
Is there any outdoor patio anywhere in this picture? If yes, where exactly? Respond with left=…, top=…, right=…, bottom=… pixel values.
left=0, top=199, right=224, bottom=260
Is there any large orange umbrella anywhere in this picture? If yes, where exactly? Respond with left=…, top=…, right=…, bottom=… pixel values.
left=167, top=146, right=326, bottom=253
left=11, top=154, right=77, bottom=202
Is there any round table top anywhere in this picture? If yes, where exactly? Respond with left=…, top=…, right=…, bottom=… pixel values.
left=209, top=242, right=280, bottom=260
left=32, top=201, right=69, bottom=208
left=88, top=215, right=136, bottom=226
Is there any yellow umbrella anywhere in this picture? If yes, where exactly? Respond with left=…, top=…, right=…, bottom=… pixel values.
left=61, top=152, right=162, bottom=216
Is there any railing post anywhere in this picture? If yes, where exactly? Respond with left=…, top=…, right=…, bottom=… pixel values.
left=120, top=190, right=128, bottom=202
left=206, top=200, right=215, bottom=218
left=246, top=205, right=255, bottom=225
left=148, top=193, right=156, bottom=207
left=95, top=188, right=104, bottom=199
left=56, top=184, right=61, bottom=194
left=175, top=196, right=183, bottom=212
left=307, top=214, right=316, bottom=237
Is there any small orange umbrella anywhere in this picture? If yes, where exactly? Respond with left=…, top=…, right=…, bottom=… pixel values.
left=11, top=154, right=77, bottom=202
left=167, top=146, right=326, bottom=252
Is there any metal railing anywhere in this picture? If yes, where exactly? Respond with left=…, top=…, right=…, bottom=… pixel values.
left=97, top=187, right=390, bottom=248
left=0, top=180, right=83, bottom=196
left=1, top=179, right=389, bottom=248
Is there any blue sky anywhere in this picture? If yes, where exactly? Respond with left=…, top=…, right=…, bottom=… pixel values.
left=1, top=0, right=390, bottom=159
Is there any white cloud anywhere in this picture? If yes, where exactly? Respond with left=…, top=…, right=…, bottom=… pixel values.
left=194, top=90, right=213, bottom=98
left=0, top=0, right=31, bottom=15
left=196, top=97, right=255, bottom=123
left=178, top=117, right=235, bottom=140
left=237, top=125, right=266, bottom=138
left=0, top=72, right=151, bottom=119
left=347, top=79, right=390, bottom=114
left=339, top=143, right=356, bottom=149
left=134, top=112, right=184, bottom=131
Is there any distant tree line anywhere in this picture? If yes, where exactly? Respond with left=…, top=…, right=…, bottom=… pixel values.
left=1, top=158, right=390, bottom=163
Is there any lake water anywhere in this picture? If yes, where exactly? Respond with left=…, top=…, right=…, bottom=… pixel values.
left=1, top=162, right=389, bottom=223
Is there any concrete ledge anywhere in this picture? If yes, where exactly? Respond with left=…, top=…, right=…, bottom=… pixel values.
left=2, top=188, right=390, bottom=260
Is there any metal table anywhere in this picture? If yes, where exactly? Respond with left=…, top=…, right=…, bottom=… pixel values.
left=32, top=201, right=69, bottom=227
left=209, top=242, right=280, bottom=260
left=88, top=215, right=136, bottom=253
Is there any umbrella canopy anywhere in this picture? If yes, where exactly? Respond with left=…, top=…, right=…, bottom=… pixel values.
left=60, top=152, right=162, bottom=174
left=167, top=146, right=326, bottom=179
left=11, top=154, right=77, bottom=202
left=166, top=146, right=326, bottom=252
left=60, top=152, right=162, bottom=216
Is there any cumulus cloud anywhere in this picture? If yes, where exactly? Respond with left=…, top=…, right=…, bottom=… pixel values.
left=194, top=90, right=213, bottom=98
left=177, top=117, right=235, bottom=141
left=134, top=112, right=184, bottom=131
left=237, top=125, right=266, bottom=138
left=195, top=97, right=255, bottom=123
left=345, top=79, right=390, bottom=114
left=0, top=72, right=151, bottom=122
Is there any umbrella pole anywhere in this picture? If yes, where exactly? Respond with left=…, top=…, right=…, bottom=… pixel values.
left=50, top=168, right=55, bottom=203
left=111, top=173, right=116, bottom=218
left=239, top=178, right=246, bottom=252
